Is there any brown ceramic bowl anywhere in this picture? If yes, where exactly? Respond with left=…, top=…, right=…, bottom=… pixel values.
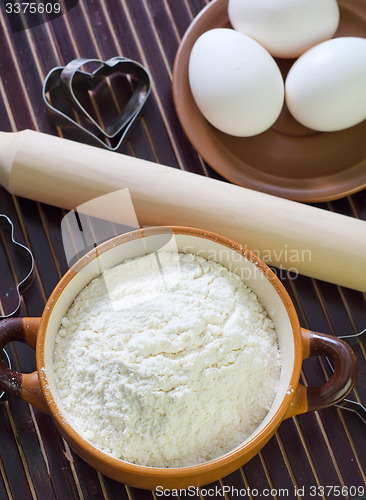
left=0, top=227, right=357, bottom=489
left=172, top=0, right=366, bottom=202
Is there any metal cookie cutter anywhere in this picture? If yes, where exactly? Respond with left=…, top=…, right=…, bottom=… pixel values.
left=43, top=56, right=151, bottom=151
left=0, top=215, right=33, bottom=400
left=0, top=214, right=34, bottom=319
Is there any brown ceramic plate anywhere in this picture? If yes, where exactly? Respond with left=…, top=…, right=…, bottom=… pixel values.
left=172, top=0, right=366, bottom=202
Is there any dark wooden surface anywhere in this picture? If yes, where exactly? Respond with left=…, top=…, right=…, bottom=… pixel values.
left=0, top=1, right=365, bottom=499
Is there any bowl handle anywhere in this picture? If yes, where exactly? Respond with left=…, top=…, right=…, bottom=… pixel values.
left=0, top=317, right=49, bottom=413
left=284, top=328, right=358, bottom=419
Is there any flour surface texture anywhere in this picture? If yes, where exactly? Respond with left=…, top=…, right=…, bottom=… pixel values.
left=53, top=252, right=281, bottom=468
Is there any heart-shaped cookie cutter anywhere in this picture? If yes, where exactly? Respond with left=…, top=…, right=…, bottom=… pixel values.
left=43, top=56, right=151, bottom=150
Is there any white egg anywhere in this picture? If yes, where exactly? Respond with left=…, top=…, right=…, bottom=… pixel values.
left=228, top=0, right=340, bottom=58
left=188, top=28, right=284, bottom=137
left=285, top=37, right=366, bottom=132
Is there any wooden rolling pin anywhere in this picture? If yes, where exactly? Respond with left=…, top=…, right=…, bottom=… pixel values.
left=0, top=129, right=365, bottom=291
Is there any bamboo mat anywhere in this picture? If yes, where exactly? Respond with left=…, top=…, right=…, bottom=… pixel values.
left=0, top=1, right=365, bottom=499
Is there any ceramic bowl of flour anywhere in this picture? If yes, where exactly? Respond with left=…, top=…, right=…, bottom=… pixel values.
left=0, top=226, right=357, bottom=489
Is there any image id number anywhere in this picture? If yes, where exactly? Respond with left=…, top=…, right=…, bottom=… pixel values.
left=5, top=2, right=62, bottom=14
left=309, top=485, right=365, bottom=497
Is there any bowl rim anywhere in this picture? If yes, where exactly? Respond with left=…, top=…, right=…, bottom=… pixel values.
left=36, top=225, right=302, bottom=477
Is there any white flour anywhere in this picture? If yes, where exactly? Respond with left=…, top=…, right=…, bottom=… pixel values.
left=53, top=252, right=281, bottom=468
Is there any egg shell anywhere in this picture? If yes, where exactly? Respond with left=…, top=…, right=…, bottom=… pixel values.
left=188, top=28, right=284, bottom=137
left=285, top=37, right=366, bottom=132
left=228, top=0, right=340, bottom=59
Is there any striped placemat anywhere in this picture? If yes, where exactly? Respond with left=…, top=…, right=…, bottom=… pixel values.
left=0, top=1, right=365, bottom=499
